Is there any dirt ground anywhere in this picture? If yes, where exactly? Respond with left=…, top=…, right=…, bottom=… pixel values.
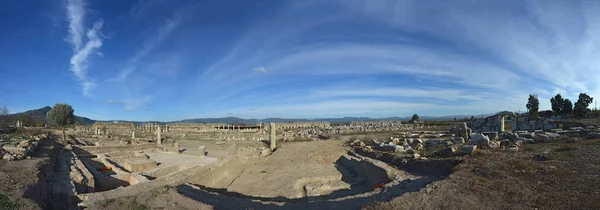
left=91, top=137, right=600, bottom=210
left=0, top=158, right=46, bottom=210
left=5, top=131, right=600, bottom=210
left=0, top=135, right=60, bottom=210
left=364, top=138, right=600, bottom=210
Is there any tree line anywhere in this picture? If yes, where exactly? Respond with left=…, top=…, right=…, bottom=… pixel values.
left=526, top=93, right=594, bottom=118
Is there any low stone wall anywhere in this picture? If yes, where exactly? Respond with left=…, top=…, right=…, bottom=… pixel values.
left=77, top=164, right=212, bottom=207
left=70, top=152, right=95, bottom=193
left=277, top=122, right=331, bottom=129
left=73, top=144, right=159, bottom=156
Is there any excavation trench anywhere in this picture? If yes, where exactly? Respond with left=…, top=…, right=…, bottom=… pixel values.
left=186, top=152, right=410, bottom=202
left=180, top=141, right=461, bottom=208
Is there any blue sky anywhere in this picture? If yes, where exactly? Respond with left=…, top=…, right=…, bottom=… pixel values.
left=1, top=0, right=599, bottom=121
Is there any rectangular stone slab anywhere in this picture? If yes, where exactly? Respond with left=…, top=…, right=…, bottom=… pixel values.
left=122, top=159, right=157, bottom=172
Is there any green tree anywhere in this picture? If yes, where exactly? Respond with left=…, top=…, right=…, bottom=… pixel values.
left=574, top=93, right=594, bottom=118
left=526, top=94, right=539, bottom=117
left=550, top=94, right=564, bottom=116
left=562, top=99, right=573, bottom=115
left=46, top=103, right=75, bottom=142
left=410, top=114, right=419, bottom=123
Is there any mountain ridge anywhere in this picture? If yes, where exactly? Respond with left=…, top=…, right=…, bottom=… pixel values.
left=0, top=106, right=494, bottom=126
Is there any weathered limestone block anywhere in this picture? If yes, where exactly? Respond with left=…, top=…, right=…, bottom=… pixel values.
left=174, top=142, right=180, bottom=154
left=123, top=159, right=157, bottom=172
left=198, top=146, right=206, bottom=157
left=129, top=172, right=150, bottom=185
left=452, top=137, right=465, bottom=144
left=459, top=145, right=477, bottom=154
left=468, top=134, right=490, bottom=146
left=506, top=145, right=519, bottom=152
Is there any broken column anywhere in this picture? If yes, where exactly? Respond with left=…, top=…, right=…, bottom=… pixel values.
left=460, top=122, right=470, bottom=141
left=198, top=146, right=206, bottom=157
left=174, top=141, right=179, bottom=154
left=269, top=122, right=277, bottom=150
left=157, top=126, right=162, bottom=144
left=132, top=131, right=136, bottom=140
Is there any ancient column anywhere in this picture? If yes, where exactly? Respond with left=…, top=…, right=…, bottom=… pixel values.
left=132, top=131, right=136, bottom=139
left=269, top=122, right=277, bottom=150
left=174, top=141, right=179, bottom=154
left=499, top=115, right=505, bottom=132
left=157, top=126, right=162, bottom=144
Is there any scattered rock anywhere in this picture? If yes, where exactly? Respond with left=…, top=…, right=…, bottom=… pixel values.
left=468, top=134, right=490, bottom=146
left=2, top=153, right=15, bottom=161
left=514, top=140, right=523, bottom=146
left=458, top=145, right=477, bottom=155
left=500, top=139, right=511, bottom=148
left=452, top=137, right=465, bottom=144
left=437, top=146, right=456, bottom=157
left=351, top=140, right=366, bottom=148
left=414, top=143, right=424, bottom=151
left=506, top=145, right=519, bottom=152
left=425, top=139, right=443, bottom=147
left=260, top=148, right=272, bottom=157
left=488, top=141, right=500, bottom=149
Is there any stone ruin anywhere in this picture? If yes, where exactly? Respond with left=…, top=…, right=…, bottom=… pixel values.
left=0, top=133, right=45, bottom=161
left=469, top=111, right=559, bottom=133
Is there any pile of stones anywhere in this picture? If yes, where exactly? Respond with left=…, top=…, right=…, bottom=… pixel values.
left=0, top=134, right=45, bottom=161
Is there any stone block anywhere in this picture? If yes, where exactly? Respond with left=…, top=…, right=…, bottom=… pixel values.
left=459, top=145, right=477, bottom=154
left=122, top=159, right=157, bottom=172
left=198, top=146, right=206, bottom=156
left=468, top=134, right=490, bottom=146
left=129, top=172, right=150, bottom=185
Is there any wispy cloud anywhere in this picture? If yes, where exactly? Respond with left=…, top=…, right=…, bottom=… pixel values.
left=65, top=0, right=104, bottom=96
left=107, top=9, right=188, bottom=112
left=219, top=100, right=442, bottom=118
left=253, top=67, right=267, bottom=73
left=111, top=16, right=181, bottom=82
left=108, top=100, right=124, bottom=105
left=185, top=0, right=600, bottom=119
left=310, top=88, right=488, bottom=101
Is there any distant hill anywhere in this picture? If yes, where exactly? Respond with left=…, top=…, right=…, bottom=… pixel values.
left=0, top=106, right=96, bottom=126
left=170, top=114, right=494, bottom=124
left=0, top=106, right=496, bottom=127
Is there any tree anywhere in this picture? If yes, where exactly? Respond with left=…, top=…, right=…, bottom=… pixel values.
left=526, top=94, right=539, bottom=117
left=550, top=94, right=564, bottom=116
left=410, top=114, right=419, bottom=123
left=46, top=103, right=75, bottom=142
left=0, top=106, right=7, bottom=115
left=574, top=93, right=594, bottom=118
left=562, top=99, right=573, bottom=115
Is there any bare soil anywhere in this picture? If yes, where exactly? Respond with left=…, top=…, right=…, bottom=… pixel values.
left=364, top=138, right=600, bottom=210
